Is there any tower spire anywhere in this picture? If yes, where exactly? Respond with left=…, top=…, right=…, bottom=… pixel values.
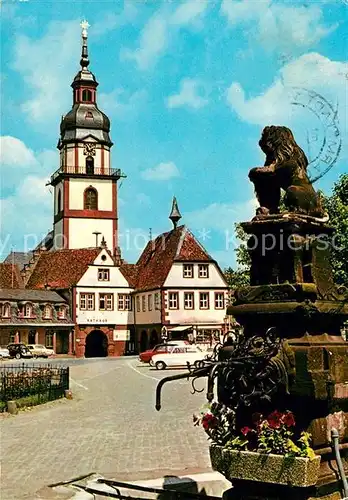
left=169, top=197, right=182, bottom=229
left=80, top=20, right=90, bottom=69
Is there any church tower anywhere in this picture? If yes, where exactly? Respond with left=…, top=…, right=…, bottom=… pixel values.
left=51, top=21, right=124, bottom=253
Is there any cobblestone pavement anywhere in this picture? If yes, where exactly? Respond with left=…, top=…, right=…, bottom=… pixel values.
left=1, top=358, right=212, bottom=500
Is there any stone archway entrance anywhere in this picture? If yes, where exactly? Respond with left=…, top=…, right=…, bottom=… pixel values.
left=140, top=330, right=147, bottom=353
left=85, top=330, right=108, bottom=358
left=149, top=330, right=158, bottom=348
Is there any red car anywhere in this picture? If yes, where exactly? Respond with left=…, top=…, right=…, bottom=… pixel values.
left=139, top=341, right=188, bottom=363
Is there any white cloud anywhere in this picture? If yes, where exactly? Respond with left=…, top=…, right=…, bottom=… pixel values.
left=121, top=14, right=168, bottom=70
left=122, top=0, right=209, bottom=70
left=12, top=20, right=80, bottom=124
left=92, top=2, right=138, bottom=36
left=99, top=88, right=147, bottom=117
left=167, top=79, right=209, bottom=109
left=0, top=136, right=38, bottom=167
left=220, top=0, right=336, bottom=53
left=170, top=0, right=209, bottom=26
left=141, top=162, right=180, bottom=181
left=227, top=52, right=348, bottom=177
left=186, top=198, right=257, bottom=233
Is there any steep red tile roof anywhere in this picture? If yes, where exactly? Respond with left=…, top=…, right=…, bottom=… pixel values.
left=134, top=225, right=213, bottom=291
left=120, top=263, right=138, bottom=288
left=0, top=263, right=24, bottom=289
left=26, top=248, right=101, bottom=289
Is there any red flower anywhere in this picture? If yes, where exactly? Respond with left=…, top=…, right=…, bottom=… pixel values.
left=267, top=410, right=282, bottom=429
left=282, top=412, right=296, bottom=428
left=202, top=413, right=218, bottom=430
left=241, top=426, right=253, bottom=436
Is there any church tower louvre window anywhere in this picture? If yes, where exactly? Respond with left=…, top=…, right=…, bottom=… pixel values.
left=49, top=20, right=126, bottom=253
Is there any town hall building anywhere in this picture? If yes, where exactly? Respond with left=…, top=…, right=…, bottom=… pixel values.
left=0, top=21, right=229, bottom=357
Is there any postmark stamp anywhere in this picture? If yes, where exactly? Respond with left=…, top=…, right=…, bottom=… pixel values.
left=286, top=86, right=342, bottom=183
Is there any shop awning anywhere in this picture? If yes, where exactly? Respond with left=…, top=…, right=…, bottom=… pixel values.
left=169, top=325, right=193, bottom=332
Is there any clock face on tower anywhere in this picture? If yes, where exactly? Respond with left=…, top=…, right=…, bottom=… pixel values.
left=83, top=143, right=96, bottom=156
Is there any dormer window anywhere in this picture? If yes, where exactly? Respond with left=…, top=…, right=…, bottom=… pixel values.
left=58, top=306, right=67, bottom=319
left=2, top=303, right=10, bottom=318
left=43, top=304, right=52, bottom=319
left=198, top=264, right=209, bottom=278
left=183, top=264, right=194, bottom=278
left=84, top=187, right=98, bottom=210
left=82, top=89, right=92, bottom=102
left=24, top=303, right=33, bottom=318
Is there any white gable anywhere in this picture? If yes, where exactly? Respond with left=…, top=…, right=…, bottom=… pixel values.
left=93, top=249, right=114, bottom=266
left=77, top=260, right=131, bottom=288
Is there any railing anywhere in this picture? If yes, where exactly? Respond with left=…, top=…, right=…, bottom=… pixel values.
left=51, top=166, right=124, bottom=183
left=0, top=363, right=69, bottom=411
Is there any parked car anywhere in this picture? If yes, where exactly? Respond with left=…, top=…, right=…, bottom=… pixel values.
left=0, top=347, right=11, bottom=360
left=150, top=345, right=207, bottom=370
left=139, top=341, right=189, bottom=363
left=7, top=343, right=33, bottom=359
left=27, top=344, right=55, bottom=358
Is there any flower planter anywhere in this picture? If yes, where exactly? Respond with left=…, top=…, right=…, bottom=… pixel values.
left=209, top=444, right=321, bottom=487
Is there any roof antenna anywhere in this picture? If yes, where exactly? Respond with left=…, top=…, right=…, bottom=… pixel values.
left=11, top=247, right=14, bottom=289
left=149, top=228, right=152, bottom=241
left=169, top=196, right=182, bottom=229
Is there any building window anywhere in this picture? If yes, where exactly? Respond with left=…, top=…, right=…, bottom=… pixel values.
left=98, top=269, right=110, bottom=281
left=58, top=306, right=67, bottom=319
left=80, top=293, right=95, bottom=311
left=24, top=303, right=33, bottom=318
left=85, top=111, right=93, bottom=119
left=183, top=264, right=194, bottom=278
left=45, top=332, right=53, bottom=348
left=136, top=296, right=140, bottom=312
left=148, top=294, right=153, bottom=311
left=99, top=293, right=113, bottom=311
left=215, top=292, right=225, bottom=309
left=2, top=303, right=11, bottom=318
left=155, top=293, right=160, bottom=310
left=198, top=264, right=209, bottom=278
left=184, top=292, right=194, bottom=310
left=84, top=187, right=98, bottom=210
left=168, top=292, right=179, bottom=310
left=142, top=296, right=146, bottom=312
left=86, top=156, right=94, bottom=175
left=199, top=292, right=209, bottom=309
left=57, top=189, right=62, bottom=212
left=82, top=89, right=92, bottom=102
left=43, top=304, right=52, bottom=319
left=118, top=294, right=132, bottom=311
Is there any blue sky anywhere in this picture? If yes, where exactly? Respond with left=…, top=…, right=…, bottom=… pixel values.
left=1, top=0, right=347, bottom=268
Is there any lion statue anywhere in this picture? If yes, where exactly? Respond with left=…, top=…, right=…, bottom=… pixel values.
left=249, top=126, right=324, bottom=217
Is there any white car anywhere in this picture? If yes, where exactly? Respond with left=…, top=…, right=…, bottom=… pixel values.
left=27, top=344, right=55, bottom=358
left=0, top=347, right=11, bottom=360
left=150, top=345, right=206, bottom=370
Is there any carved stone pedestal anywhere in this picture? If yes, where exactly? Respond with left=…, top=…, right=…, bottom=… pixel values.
left=225, top=215, right=348, bottom=499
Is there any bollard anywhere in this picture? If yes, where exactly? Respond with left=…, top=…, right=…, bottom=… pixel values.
left=64, top=389, right=73, bottom=399
left=7, top=401, right=18, bottom=414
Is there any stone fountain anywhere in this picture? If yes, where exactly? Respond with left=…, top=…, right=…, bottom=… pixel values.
left=155, top=126, right=348, bottom=500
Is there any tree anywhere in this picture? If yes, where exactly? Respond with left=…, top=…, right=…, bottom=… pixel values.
left=324, top=174, right=348, bottom=288
left=224, top=223, right=250, bottom=290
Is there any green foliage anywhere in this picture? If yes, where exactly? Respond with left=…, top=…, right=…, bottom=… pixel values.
left=324, top=174, right=348, bottom=288
left=224, top=223, right=250, bottom=290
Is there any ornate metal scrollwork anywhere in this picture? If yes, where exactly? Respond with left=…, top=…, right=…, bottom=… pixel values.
left=155, top=328, right=289, bottom=413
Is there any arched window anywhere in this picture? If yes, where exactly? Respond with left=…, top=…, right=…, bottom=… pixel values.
left=84, top=187, right=98, bottom=210
left=82, top=89, right=92, bottom=102
left=85, top=111, right=93, bottom=120
left=57, top=189, right=62, bottom=213
left=2, top=303, right=10, bottom=318
left=24, top=303, right=33, bottom=318
left=58, top=305, right=67, bottom=319
left=43, top=304, right=52, bottom=319
left=86, top=156, right=94, bottom=175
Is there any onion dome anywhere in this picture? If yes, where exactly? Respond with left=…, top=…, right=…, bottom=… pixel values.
left=59, top=20, right=112, bottom=147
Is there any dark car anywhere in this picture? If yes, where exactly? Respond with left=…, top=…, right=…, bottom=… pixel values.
left=7, top=343, right=33, bottom=359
